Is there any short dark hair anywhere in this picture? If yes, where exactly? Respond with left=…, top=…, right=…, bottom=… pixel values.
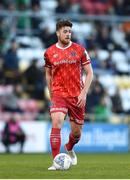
left=56, top=19, right=73, bottom=31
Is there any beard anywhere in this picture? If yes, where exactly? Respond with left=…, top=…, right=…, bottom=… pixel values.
left=59, top=37, right=71, bottom=45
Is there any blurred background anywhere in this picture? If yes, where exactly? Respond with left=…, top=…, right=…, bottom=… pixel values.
left=0, top=0, right=130, bottom=153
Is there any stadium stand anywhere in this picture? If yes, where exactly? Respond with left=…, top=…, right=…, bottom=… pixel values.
left=0, top=0, right=130, bottom=123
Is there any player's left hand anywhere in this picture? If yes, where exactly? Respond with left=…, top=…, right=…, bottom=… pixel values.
left=77, top=90, right=87, bottom=107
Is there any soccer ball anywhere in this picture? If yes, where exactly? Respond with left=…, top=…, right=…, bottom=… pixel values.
left=53, top=153, right=72, bottom=170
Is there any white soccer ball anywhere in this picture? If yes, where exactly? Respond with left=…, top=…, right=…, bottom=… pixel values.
left=53, top=153, right=72, bottom=170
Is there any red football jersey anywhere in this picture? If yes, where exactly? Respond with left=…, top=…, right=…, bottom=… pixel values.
left=44, top=42, right=91, bottom=97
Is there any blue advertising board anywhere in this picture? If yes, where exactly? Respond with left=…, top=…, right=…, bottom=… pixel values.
left=47, top=122, right=129, bottom=152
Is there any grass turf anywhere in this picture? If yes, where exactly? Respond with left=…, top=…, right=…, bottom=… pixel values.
left=0, top=153, right=130, bottom=179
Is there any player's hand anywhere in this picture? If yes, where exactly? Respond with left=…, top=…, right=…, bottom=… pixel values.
left=77, top=90, right=87, bottom=107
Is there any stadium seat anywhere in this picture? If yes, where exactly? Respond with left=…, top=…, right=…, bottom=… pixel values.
left=97, top=49, right=109, bottom=61
left=120, top=89, right=130, bottom=111
left=111, top=51, right=127, bottom=64
left=18, top=99, right=40, bottom=113
left=99, top=75, right=117, bottom=96
left=40, top=0, right=57, bottom=13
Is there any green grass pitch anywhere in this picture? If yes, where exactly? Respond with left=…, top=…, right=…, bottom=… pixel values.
left=0, top=153, right=130, bottom=179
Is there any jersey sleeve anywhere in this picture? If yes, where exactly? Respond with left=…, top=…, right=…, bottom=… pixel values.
left=81, top=48, right=91, bottom=66
left=44, top=50, right=52, bottom=68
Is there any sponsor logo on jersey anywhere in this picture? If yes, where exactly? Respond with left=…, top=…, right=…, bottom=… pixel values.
left=54, top=59, right=76, bottom=65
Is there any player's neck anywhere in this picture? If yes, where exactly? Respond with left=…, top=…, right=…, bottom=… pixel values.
left=56, top=41, right=72, bottom=49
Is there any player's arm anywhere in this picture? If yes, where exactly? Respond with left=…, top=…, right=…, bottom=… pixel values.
left=77, top=64, right=93, bottom=107
left=82, top=63, right=93, bottom=94
left=45, top=67, right=52, bottom=98
left=77, top=48, right=93, bottom=107
left=44, top=51, right=52, bottom=98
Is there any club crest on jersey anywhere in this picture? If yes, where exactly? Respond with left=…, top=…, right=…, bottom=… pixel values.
left=70, top=51, right=76, bottom=57
left=53, top=54, right=58, bottom=58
